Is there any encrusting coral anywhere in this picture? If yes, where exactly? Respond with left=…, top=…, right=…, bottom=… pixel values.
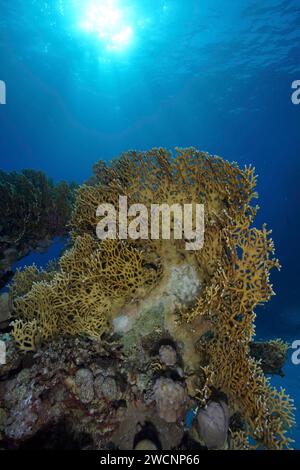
left=9, top=148, right=295, bottom=450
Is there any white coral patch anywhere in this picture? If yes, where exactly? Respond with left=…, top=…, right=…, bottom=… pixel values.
left=166, top=264, right=201, bottom=306
left=113, top=314, right=132, bottom=333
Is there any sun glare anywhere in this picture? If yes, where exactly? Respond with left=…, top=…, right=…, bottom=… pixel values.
left=80, top=0, right=133, bottom=51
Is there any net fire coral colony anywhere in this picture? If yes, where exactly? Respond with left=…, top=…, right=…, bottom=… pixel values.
left=2, top=148, right=295, bottom=450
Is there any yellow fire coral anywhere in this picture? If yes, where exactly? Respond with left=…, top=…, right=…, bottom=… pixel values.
left=10, top=147, right=295, bottom=449
left=12, top=234, right=160, bottom=349
left=12, top=319, right=39, bottom=352
left=9, top=264, right=55, bottom=300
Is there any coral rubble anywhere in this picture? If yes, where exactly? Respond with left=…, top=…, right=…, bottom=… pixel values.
left=4, top=148, right=295, bottom=450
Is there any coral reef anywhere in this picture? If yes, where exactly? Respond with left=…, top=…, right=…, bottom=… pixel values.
left=0, top=169, right=77, bottom=288
left=7, top=148, right=295, bottom=450
left=9, top=264, right=55, bottom=300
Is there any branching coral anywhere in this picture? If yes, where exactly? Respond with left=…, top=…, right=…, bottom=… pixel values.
left=12, top=319, right=39, bottom=352
left=10, top=148, right=295, bottom=449
left=9, top=264, right=55, bottom=300
left=11, top=234, right=159, bottom=349
left=229, top=430, right=252, bottom=450
left=174, top=154, right=294, bottom=449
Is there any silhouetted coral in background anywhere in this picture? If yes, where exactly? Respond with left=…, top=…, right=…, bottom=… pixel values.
left=0, top=169, right=77, bottom=288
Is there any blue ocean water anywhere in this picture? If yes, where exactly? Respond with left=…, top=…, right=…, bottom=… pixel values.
left=0, top=0, right=299, bottom=448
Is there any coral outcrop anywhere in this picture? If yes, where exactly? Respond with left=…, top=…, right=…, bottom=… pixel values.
left=7, top=148, right=295, bottom=450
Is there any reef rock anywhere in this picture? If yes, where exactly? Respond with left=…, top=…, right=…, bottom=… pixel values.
left=94, top=375, right=118, bottom=401
left=153, top=378, right=187, bottom=423
left=3, top=369, right=42, bottom=441
left=159, top=345, right=177, bottom=366
left=75, top=368, right=94, bottom=404
left=197, top=400, right=229, bottom=450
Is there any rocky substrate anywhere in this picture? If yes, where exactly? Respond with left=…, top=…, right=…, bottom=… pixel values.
left=0, top=331, right=288, bottom=450
left=0, top=334, right=185, bottom=449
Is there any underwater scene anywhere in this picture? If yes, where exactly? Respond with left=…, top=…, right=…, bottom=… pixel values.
left=0, top=0, right=300, bottom=454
